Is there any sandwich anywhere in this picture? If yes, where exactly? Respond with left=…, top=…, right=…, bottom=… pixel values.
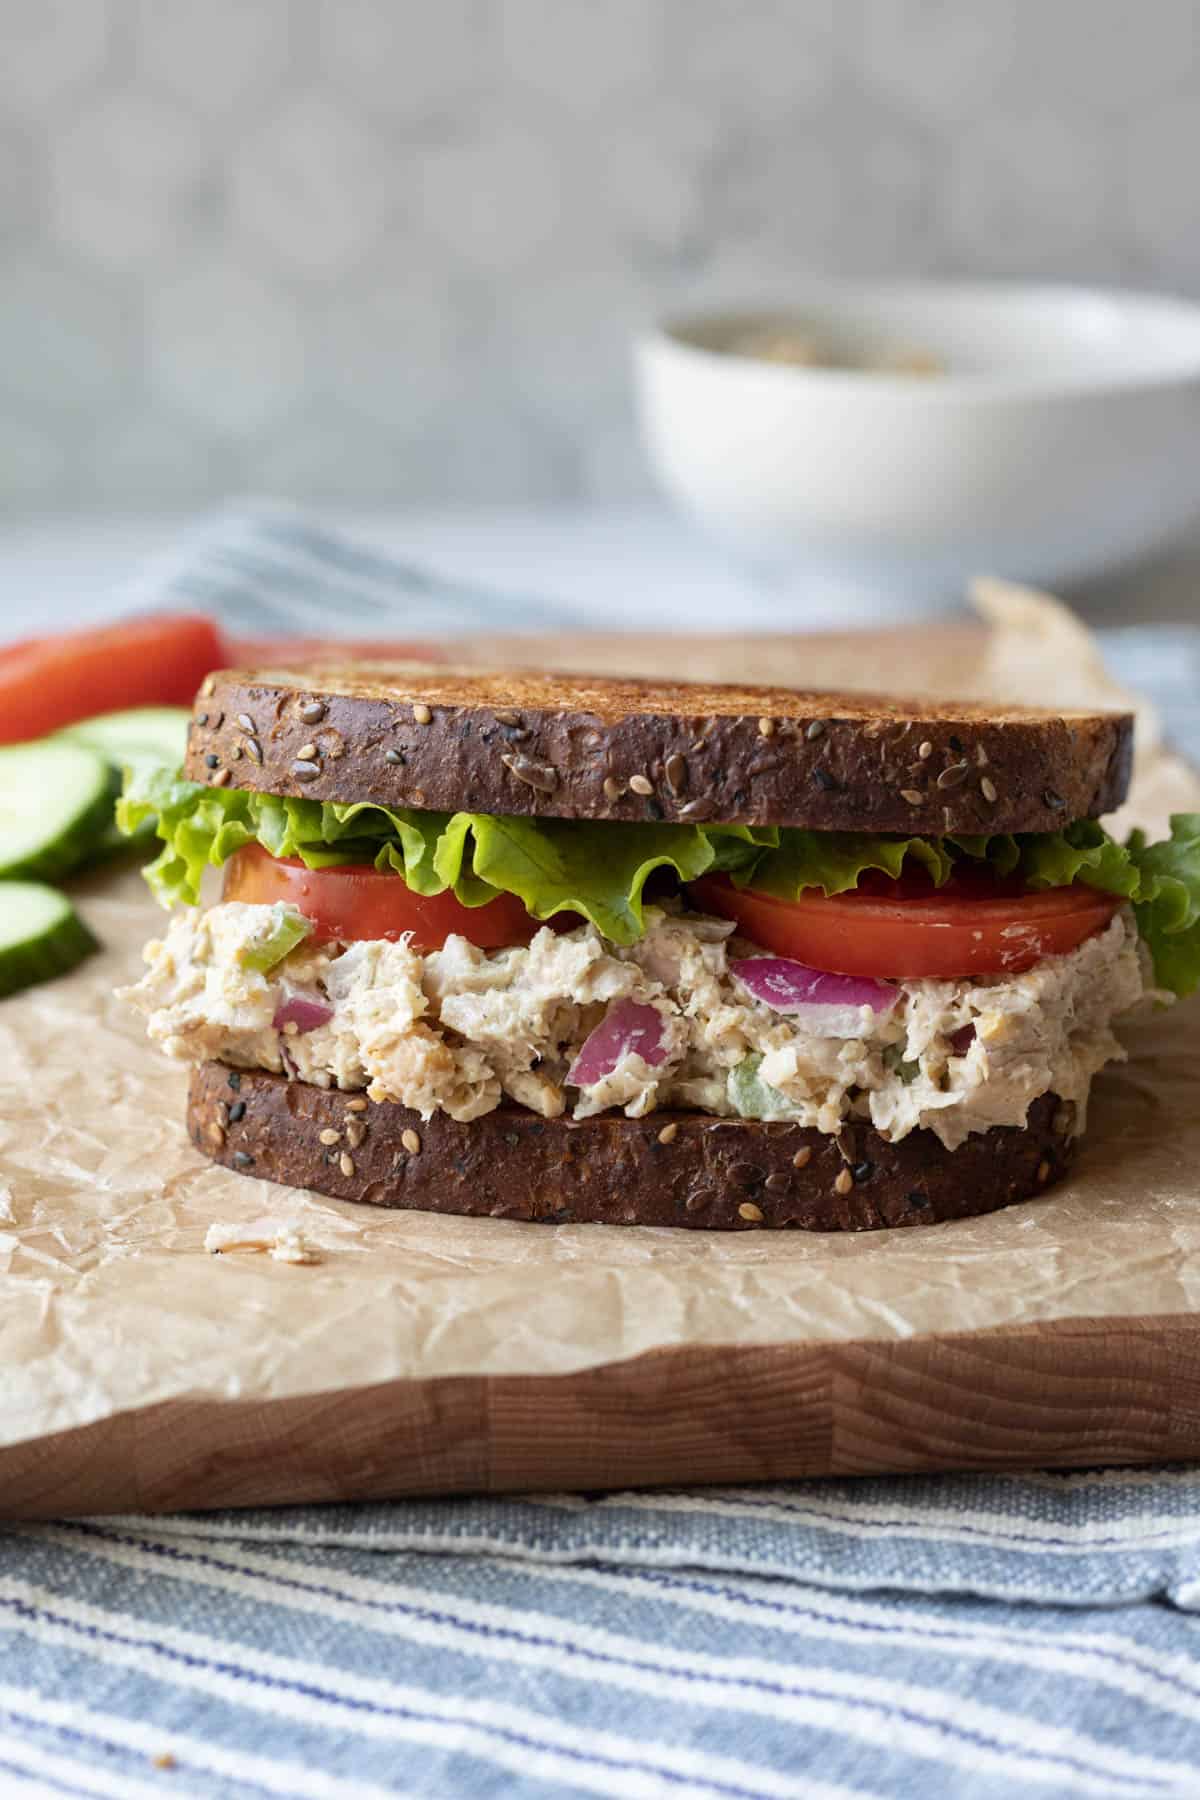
left=117, top=664, right=1200, bottom=1231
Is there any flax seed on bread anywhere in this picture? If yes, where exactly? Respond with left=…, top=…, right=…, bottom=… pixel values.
left=189, top=1064, right=1074, bottom=1233
left=186, top=664, right=1133, bottom=835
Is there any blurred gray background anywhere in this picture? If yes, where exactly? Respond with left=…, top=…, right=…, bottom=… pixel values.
left=2, top=0, right=1199, bottom=513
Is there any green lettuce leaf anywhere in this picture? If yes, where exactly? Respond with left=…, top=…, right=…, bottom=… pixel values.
left=118, top=766, right=775, bottom=946
left=738, top=831, right=955, bottom=898
left=117, top=768, right=1200, bottom=991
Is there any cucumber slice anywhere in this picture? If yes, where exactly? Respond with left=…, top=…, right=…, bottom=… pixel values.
left=57, top=706, right=190, bottom=775
left=0, top=740, right=116, bottom=881
left=0, top=883, right=97, bottom=998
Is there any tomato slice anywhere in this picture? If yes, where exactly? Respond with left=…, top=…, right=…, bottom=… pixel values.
left=0, top=614, right=224, bottom=744
left=689, top=871, right=1124, bottom=979
left=222, top=842, right=539, bottom=952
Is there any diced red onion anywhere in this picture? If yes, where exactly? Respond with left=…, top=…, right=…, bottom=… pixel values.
left=732, top=957, right=896, bottom=1014
left=567, top=999, right=668, bottom=1088
left=272, top=992, right=333, bottom=1034
left=731, top=956, right=897, bottom=1040
left=949, top=1022, right=976, bottom=1055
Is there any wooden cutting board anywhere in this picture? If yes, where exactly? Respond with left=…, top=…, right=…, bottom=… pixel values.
left=1, top=611, right=1198, bottom=1518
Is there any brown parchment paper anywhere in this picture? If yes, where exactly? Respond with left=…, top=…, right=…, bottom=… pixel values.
left=3, top=581, right=1199, bottom=1509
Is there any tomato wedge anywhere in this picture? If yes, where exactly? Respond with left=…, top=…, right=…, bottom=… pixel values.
left=689, top=871, right=1124, bottom=979
left=222, top=842, right=539, bottom=951
left=0, top=614, right=224, bottom=743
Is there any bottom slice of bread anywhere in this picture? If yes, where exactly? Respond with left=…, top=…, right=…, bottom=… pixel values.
left=188, top=1063, right=1075, bottom=1232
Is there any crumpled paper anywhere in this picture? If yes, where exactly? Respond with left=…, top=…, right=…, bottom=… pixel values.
left=2, top=584, right=1197, bottom=1512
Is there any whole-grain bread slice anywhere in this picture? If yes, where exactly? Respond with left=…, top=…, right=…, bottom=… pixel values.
left=190, top=1063, right=1074, bottom=1233
left=187, top=663, right=1132, bottom=834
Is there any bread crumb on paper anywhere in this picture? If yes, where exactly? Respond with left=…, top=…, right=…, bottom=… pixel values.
left=204, top=1221, right=321, bottom=1264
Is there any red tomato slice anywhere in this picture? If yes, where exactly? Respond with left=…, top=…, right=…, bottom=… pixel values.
left=222, top=842, right=539, bottom=952
left=689, top=871, right=1124, bottom=979
left=0, top=614, right=224, bottom=743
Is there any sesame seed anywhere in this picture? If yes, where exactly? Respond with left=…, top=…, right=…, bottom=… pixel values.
left=834, top=1167, right=854, bottom=1196
left=412, top=702, right=432, bottom=725
left=792, top=1146, right=812, bottom=1169
left=236, top=712, right=256, bottom=734
left=243, top=736, right=263, bottom=763
left=685, top=1190, right=712, bottom=1212
left=339, top=1152, right=356, bottom=1178
left=227, top=1071, right=241, bottom=1091
left=937, top=761, right=969, bottom=790
left=852, top=1160, right=874, bottom=1182
left=629, top=773, right=654, bottom=796
left=346, top=1119, right=367, bottom=1150
left=976, top=744, right=989, bottom=767
left=603, top=776, right=624, bottom=801
left=738, top=1201, right=764, bottom=1223
left=207, top=1121, right=226, bottom=1148
left=346, top=1096, right=368, bottom=1112
left=232, top=1149, right=254, bottom=1168
left=1043, top=787, right=1065, bottom=811
left=292, top=759, right=321, bottom=781
left=764, top=1171, right=790, bottom=1194
left=228, top=1100, right=246, bottom=1123
left=757, top=717, right=775, bottom=738
left=230, top=745, right=243, bottom=760
left=917, top=740, right=933, bottom=760
left=657, top=1121, right=679, bottom=1145
left=1036, top=1159, right=1051, bottom=1183
left=805, top=720, right=826, bottom=741
left=299, top=700, right=326, bottom=724
left=196, top=712, right=209, bottom=727
left=402, top=1128, right=421, bottom=1155
left=980, top=776, right=998, bottom=804
left=385, top=748, right=405, bottom=765
left=200, top=675, right=215, bottom=697
left=900, top=788, right=923, bottom=805
left=664, top=753, right=687, bottom=792
left=319, top=1127, right=341, bottom=1146
left=297, top=742, right=317, bottom=762
left=493, top=710, right=520, bottom=727
left=211, top=768, right=231, bottom=787
left=204, top=752, right=219, bottom=769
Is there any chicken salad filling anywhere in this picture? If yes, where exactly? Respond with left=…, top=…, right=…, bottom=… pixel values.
left=121, top=899, right=1149, bottom=1150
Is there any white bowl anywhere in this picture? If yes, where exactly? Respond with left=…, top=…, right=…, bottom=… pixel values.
left=635, top=283, right=1200, bottom=598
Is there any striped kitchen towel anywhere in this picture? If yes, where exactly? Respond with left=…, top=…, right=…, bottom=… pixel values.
left=5, top=1470, right=1200, bottom=1798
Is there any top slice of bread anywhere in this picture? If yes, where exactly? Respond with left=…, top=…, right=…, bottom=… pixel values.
left=186, top=663, right=1134, bottom=835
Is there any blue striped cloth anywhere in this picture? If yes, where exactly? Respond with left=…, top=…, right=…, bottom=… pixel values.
left=8, top=509, right=1200, bottom=1798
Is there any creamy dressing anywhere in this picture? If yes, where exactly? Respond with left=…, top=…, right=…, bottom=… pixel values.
left=121, top=899, right=1150, bottom=1148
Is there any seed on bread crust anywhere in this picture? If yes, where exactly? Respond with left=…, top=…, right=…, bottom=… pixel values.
left=188, top=1067, right=1076, bottom=1232
left=187, top=669, right=1134, bottom=833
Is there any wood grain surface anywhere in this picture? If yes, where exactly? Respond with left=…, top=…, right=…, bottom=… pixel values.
left=2, top=611, right=1189, bottom=1520
left=3, top=1313, right=1198, bottom=1518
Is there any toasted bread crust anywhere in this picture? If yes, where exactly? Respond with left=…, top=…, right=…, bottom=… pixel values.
left=189, top=1064, right=1075, bottom=1232
left=186, top=664, right=1132, bottom=833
